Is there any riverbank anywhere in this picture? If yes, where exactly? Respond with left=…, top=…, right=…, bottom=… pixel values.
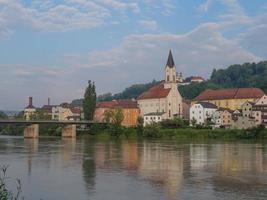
left=88, top=124, right=267, bottom=140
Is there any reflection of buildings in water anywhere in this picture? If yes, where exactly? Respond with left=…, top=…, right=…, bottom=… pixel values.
left=82, top=140, right=96, bottom=193
left=61, top=138, right=77, bottom=166
left=219, top=144, right=267, bottom=175
left=138, top=142, right=184, bottom=200
left=122, top=142, right=138, bottom=170
left=24, top=138, right=39, bottom=176
left=190, top=144, right=208, bottom=171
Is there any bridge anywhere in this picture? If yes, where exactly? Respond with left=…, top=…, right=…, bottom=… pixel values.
left=0, top=120, right=104, bottom=138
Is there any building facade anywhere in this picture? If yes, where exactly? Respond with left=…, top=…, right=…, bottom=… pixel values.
left=193, top=88, right=264, bottom=110
left=94, top=100, right=139, bottom=127
left=137, top=50, right=183, bottom=120
left=24, top=97, right=36, bottom=120
left=189, top=102, right=217, bottom=125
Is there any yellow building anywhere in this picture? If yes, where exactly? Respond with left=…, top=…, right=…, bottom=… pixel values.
left=94, top=100, right=140, bottom=127
left=193, top=88, right=265, bottom=110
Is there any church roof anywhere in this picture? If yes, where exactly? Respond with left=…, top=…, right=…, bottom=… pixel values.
left=166, top=50, right=175, bottom=68
left=137, top=83, right=171, bottom=100
left=194, top=88, right=264, bottom=101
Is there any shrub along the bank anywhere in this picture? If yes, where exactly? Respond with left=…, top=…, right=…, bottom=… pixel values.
left=141, top=123, right=267, bottom=139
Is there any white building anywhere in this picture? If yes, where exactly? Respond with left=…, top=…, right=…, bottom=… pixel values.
left=190, top=102, right=217, bottom=125
left=137, top=50, right=183, bottom=120
left=24, top=97, right=36, bottom=120
left=52, top=104, right=81, bottom=121
left=143, top=112, right=165, bottom=126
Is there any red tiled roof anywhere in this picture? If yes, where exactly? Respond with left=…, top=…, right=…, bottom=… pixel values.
left=115, top=100, right=138, bottom=108
left=191, top=76, right=204, bottom=80
left=70, top=107, right=81, bottom=114
left=96, top=100, right=138, bottom=109
left=194, top=88, right=264, bottom=101
left=96, top=101, right=118, bottom=108
left=137, top=83, right=171, bottom=100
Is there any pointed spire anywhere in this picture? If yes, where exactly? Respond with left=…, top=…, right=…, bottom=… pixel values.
left=166, top=50, right=175, bottom=68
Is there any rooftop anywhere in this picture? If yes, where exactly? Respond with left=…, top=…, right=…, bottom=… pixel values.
left=194, top=88, right=265, bottom=101
left=197, top=102, right=217, bottom=109
left=96, top=99, right=138, bottom=109
left=137, top=82, right=171, bottom=100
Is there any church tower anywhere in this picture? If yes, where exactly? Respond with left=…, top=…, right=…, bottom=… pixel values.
left=164, top=50, right=177, bottom=89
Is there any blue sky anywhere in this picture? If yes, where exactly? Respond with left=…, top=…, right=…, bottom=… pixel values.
left=0, top=0, right=267, bottom=110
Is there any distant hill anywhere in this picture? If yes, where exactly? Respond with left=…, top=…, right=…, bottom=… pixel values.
left=179, top=61, right=267, bottom=99
left=72, top=61, right=267, bottom=103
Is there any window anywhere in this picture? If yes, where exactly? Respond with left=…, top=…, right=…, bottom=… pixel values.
left=169, top=110, right=171, bottom=117
left=158, top=117, right=160, bottom=120
left=173, top=75, right=176, bottom=81
left=167, top=75, right=170, bottom=82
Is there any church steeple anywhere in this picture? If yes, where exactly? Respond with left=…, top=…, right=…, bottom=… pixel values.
left=165, top=50, right=177, bottom=85
left=166, top=50, right=175, bottom=68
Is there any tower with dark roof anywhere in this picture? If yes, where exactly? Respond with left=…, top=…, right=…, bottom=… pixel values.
left=165, top=50, right=177, bottom=88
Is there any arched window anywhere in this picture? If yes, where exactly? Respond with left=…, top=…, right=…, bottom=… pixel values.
left=173, top=75, right=175, bottom=81
left=167, top=75, right=170, bottom=82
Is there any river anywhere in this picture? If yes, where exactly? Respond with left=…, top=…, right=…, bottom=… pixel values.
left=0, top=136, right=267, bottom=200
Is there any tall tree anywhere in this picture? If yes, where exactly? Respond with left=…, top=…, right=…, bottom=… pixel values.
left=83, top=80, right=97, bottom=120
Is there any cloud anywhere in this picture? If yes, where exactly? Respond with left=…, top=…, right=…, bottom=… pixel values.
left=69, top=22, right=260, bottom=88
left=0, top=0, right=141, bottom=34
left=198, top=0, right=213, bottom=12
left=142, top=0, right=175, bottom=16
left=138, top=20, right=158, bottom=30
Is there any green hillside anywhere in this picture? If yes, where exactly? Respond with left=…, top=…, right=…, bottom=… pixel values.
left=179, top=61, right=267, bottom=99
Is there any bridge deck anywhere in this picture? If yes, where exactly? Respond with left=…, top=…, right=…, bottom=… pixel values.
left=0, top=120, right=104, bottom=125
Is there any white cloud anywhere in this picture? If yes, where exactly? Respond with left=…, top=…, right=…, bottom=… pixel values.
left=0, top=0, right=141, bottom=34
left=138, top=20, right=158, bottom=30
left=198, top=0, right=213, bottom=12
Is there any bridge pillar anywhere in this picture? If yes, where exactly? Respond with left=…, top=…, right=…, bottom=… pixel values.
left=62, top=125, right=76, bottom=138
left=24, top=124, right=39, bottom=138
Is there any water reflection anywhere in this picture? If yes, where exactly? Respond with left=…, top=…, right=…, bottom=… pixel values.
left=1, top=136, right=267, bottom=200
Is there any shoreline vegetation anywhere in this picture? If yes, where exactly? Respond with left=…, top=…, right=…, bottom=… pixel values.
left=0, top=118, right=266, bottom=140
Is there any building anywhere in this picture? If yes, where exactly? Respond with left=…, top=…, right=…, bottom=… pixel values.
left=182, top=99, right=190, bottom=120
left=241, top=101, right=254, bottom=117
left=189, top=102, right=217, bottom=125
left=52, top=103, right=82, bottom=121
left=179, top=76, right=205, bottom=85
left=231, top=116, right=256, bottom=129
left=94, top=99, right=139, bottom=127
left=252, top=95, right=267, bottom=126
left=24, top=97, right=36, bottom=120
left=143, top=112, right=165, bottom=126
left=213, top=108, right=233, bottom=128
left=137, top=50, right=183, bottom=119
left=193, top=88, right=264, bottom=110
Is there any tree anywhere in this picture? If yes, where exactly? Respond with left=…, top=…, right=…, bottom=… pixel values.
left=103, top=108, right=124, bottom=126
left=0, top=112, right=7, bottom=119
left=83, top=80, right=97, bottom=120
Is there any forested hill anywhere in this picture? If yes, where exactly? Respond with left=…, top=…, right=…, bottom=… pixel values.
left=72, top=61, right=267, bottom=104
left=179, top=61, right=267, bottom=99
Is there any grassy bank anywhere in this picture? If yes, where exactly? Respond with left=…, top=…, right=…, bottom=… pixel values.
left=89, top=123, right=267, bottom=140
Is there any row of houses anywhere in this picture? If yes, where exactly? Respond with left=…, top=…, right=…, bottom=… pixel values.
left=190, top=94, right=267, bottom=129
left=24, top=97, right=83, bottom=121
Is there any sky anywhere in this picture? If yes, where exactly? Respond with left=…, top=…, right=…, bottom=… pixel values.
left=0, top=0, right=267, bottom=110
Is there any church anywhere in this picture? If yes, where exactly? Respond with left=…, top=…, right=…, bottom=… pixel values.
left=137, top=50, right=183, bottom=125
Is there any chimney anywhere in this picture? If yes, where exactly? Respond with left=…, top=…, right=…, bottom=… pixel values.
left=29, top=97, right=33, bottom=107
left=48, top=98, right=50, bottom=106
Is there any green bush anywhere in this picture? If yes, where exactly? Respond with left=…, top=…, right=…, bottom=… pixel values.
left=143, top=123, right=161, bottom=138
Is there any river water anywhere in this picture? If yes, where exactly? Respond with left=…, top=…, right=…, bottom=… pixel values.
left=1, top=136, right=267, bottom=200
